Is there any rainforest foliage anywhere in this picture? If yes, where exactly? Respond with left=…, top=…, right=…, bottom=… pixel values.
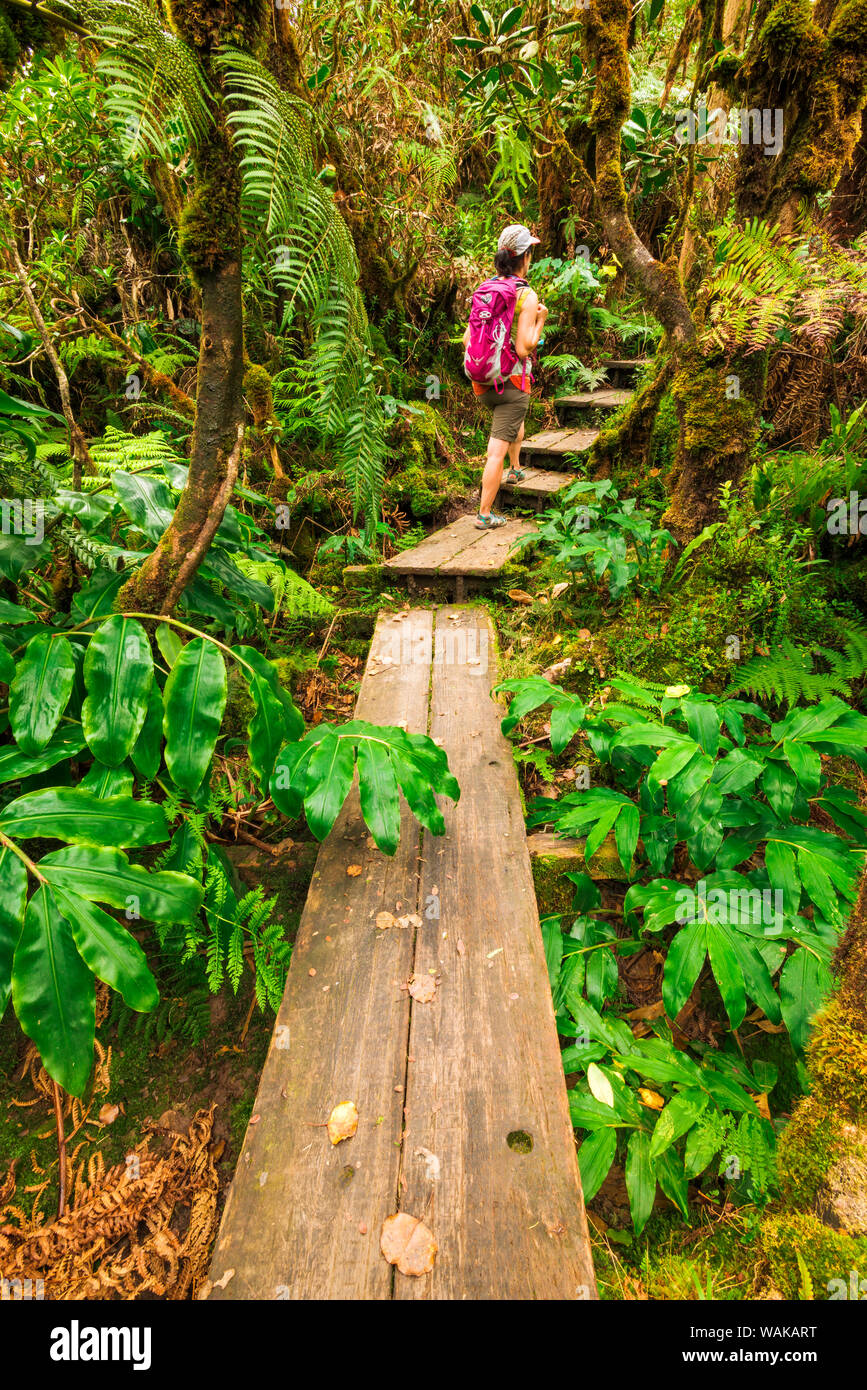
left=0, top=0, right=865, bottom=1300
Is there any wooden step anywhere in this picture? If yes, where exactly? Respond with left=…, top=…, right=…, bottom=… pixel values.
left=554, top=388, right=633, bottom=426
left=384, top=514, right=536, bottom=599
left=499, top=467, right=573, bottom=510
left=203, top=609, right=598, bottom=1301
left=522, top=428, right=599, bottom=468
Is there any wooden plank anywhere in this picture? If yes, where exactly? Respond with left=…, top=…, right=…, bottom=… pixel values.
left=439, top=519, right=535, bottom=576
left=554, top=389, right=633, bottom=409
left=500, top=468, right=571, bottom=497
left=603, top=358, right=650, bottom=371
left=544, top=429, right=601, bottom=454
left=203, top=610, right=433, bottom=1301
left=395, top=608, right=598, bottom=1300
left=384, top=515, right=482, bottom=575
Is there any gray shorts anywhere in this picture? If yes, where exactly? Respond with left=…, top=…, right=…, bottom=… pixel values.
left=476, top=382, right=531, bottom=443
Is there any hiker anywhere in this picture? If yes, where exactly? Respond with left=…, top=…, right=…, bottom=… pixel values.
left=463, top=224, right=548, bottom=529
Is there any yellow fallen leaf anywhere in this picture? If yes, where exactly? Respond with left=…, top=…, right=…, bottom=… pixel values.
left=751, top=1092, right=772, bottom=1120
left=327, top=1101, right=358, bottom=1145
left=380, top=1212, right=437, bottom=1277
left=626, top=1000, right=666, bottom=1021
left=347, top=865, right=363, bottom=876
left=98, top=1103, right=120, bottom=1126
left=638, top=1088, right=665, bottom=1111
left=551, top=581, right=570, bottom=599
left=376, top=911, right=395, bottom=930
left=507, top=589, right=534, bottom=604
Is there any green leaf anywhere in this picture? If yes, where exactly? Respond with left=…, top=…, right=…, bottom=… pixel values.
left=614, top=802, right=639, bottom=873
left=40, top=845, right=203, bottom=923
left=130, top=682, right=164, bottom=780
left=625, top=1130, right=656, bottom=1234
left=649, top=1089, right=709, bottom=1159
left=0, top=845, right=26, bottom=1019
left=651, top=1146, right=690, bottom=1218
left=82, top=616, right=154, bottom=766
left=662, top=918, right=706, bottom=1019
left=796, top=847, right=840, bottom=923
left=585, top=802, right=621, bottom=863
left=112, top=469, right=175, bottom=540
left=684, top=1122, right=720, bottom=1179
left=163, top=638, right=227, bottom=794
left=303, top=730, right=357, bottom=841
left=0, top=726, right=87, bottom=786
left=53, top=887, right=158, bottom=1013
left=764, top=839, right=800, bottom=916
left=780, top=948, right=833, bottom=1054
left=0, top=788, right=168, bottom=848
left=79, top=761, right=135, bottom=798
left=541, top=916, right=564, bottom=989
left=234, top=645, right=303, bottom=794
left=355, top=736, right=401, bottom=855
left=10, top=633, right=76, bottom=755
left=722, top=923, right=782, bottom=1024
left=783, top=740, right=821, bottom=796
left=763, top=760, right=797, bottom=820
left=578, top=1126, right=617, bottom=1201
left=706, top=922, right=746, bottom=1028
left=155, top=622, right=183, bottom=669
left=270, top=729, right=330, bottom=818
left=681, top=700, right=721, bottom=757
left=11, top=884, right=95, bottom=1096
left=0, top=597, right=34, bottom=625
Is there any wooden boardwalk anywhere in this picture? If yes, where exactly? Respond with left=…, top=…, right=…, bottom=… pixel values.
left=499, top=465, right=573, bottom=508
left=521, top=427, right=599, bottom=469
left=554, top=387, right=633, bottom=427
left=383, top=513, right=536, bottom=598
left=203, top=608, right=597, bottom=1300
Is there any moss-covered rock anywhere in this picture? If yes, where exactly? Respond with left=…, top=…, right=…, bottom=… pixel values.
left=761, top=1213, right=867, bottom=1298
left=383, top=403, right=471, bottom=519
left=807, top=997, right=867, bottom=1124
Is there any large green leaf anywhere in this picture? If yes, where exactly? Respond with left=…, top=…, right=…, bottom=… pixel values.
left=82, top=616, right=154, bottom=766
left=11, top=884, right=95, bottom=1096
left=234, top=645, right=302, bottom=794
left=163, top=638, right=227, bottom=794
left=40, top=844, right=203, bottom=922
left=662, top=918, right=706, bottom=1020
left=303, top=730, right=357, bottom=841
left=357, top=735, right=402, bottom=855
left=0, top=788, right=168, bottom=847
left=706, top=922, right=746, bottom=1028
left=0, top=845, right=26, bottom=1019
left=131, top=682, right=164, bottom=780
left=79, top=761, right=135, bottom=798
left=625, top=1130, right=656, bottom=1234
left=53, top=886, right=158, bottom=1013
left=112, top=469, right=175, bottom=540
left=649, top=1089, right=708, bottom=1160
left=779, top=948, right=833, bottom=1054
left=0, top=725, right=87, bottom=786
left=577, top=1125, right=618, bottom=1201
left=9, top=633, right=76, bottom=755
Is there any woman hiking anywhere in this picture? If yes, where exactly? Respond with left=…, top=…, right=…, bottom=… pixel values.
left=462, top=224, right=548, bottom=528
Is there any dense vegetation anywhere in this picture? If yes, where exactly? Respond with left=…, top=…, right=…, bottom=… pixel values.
left=0, top=0, right=865, bottom=1302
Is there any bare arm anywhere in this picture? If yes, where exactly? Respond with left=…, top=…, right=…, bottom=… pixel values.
left=515, top=290, right=548, bottom=359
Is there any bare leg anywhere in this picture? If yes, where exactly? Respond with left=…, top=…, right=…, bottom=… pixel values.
left=479, top=436, right=509, bottom=515
left=505, top=421, right=525, bottom=479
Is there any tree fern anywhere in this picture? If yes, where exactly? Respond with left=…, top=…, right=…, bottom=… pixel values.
left=231, top=553, right=334, bottom=627
left=726, top=626, right=867, bottom=706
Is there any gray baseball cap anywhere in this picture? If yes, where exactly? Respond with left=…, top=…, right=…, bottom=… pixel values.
left=497, top=223, right=541, bottom=256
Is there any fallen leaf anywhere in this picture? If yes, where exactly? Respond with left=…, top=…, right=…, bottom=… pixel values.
left=376, top=911, right=395, bottom=930
left=380, top=1212, right=437, bottom=1277
left=456, top=939, right=465, bottom=956
left=308, top=968, right=317, bottom=977
left=626, top=1000, right=666, bottom=1021
left=347, top=865, right=363, bottom=876
left=98, top=1103, right=120, bottom=1126
left=638, top=1088, right=665, bottom=1110
left=508, top=589, right=534, bottom=604
left=577, top=628, right=592, bottom=641
left=327, top=1101, right=359, bottom=1145
left=587, top=1062, right=615, bottom=1108
left=751, top=1092, right=771, bottom=1121
left=648, top=467, right=660, bottom=477
left=358, top=1222, right=368, bottom=1235
left=415, top=1146, right=441, bottom=1181
left=551, top=581, right=570, bottom=599
left=396, top=913, right=422, bottom=929
left=408, top=973, right=437, bottom=1003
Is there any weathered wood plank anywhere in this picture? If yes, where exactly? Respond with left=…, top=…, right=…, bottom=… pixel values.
left=554, top=388, right=633, bottom=409
left=384, top=515, right=482, bottom=575
left=438, top=519, right=535, bottom=576
left=523, top=428, right=599, bottom=460
left=395, top=608, right=598, bottom=1300
left=203, top=610, right=433, bottom=1301
left=500, top=467, right=571, bottom=498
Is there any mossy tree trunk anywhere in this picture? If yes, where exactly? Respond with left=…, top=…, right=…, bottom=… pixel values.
left=118, top=1, right=267, bottom=615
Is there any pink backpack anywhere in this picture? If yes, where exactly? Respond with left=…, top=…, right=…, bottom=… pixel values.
left=464, top=276, right=528, bottom=390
